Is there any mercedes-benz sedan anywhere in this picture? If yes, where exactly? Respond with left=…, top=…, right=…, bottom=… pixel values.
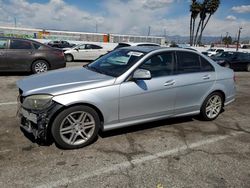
left=17, top=47, right=235, bottom=149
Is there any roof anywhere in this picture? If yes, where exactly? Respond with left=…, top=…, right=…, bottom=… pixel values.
left=120, top=46, right=161, bottom=53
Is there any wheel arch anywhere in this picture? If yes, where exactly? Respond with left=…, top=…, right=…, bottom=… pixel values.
left=48, top=102, right=104, bottom=132
left=201, top=89, right=226, bottom=110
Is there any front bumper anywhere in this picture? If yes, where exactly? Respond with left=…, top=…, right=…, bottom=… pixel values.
left=18, top=102, right=63, bottom=140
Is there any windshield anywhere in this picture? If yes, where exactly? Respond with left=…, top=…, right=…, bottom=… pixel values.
left=215, top=52, right=234, bottom=58
left=207, top=49, right=216, bottom=52
left=86, top=49, right=145, bottom=77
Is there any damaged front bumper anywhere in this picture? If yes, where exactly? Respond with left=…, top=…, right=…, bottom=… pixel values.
left=18, top=102, right=63, bottom=141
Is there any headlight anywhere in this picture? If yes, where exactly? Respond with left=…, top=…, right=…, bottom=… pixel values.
left=22, top=95, right=53, bottom=110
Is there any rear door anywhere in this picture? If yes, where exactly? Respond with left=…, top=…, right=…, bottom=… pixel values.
left=5, top=39, right=34, bottom=71
left=0, top=38, right=9, bottom=70
left=174, top=51, right=216, bottom=115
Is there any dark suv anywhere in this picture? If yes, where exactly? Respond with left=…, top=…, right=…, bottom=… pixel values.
left=47, top=40, right=75, bottom=49
left=0, top=37, right=66, bottom=73
left=211, top=51, right=250, bottom=71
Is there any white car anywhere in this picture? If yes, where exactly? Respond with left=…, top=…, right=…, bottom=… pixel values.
left=206, top=48, right=224, bottom=57
left=64, top=44, right=108, bottom=61
left=114, top=42, right=160, bottom=49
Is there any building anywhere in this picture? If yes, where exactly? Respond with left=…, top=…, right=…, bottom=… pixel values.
left=0, top=26, right=165, bottom=45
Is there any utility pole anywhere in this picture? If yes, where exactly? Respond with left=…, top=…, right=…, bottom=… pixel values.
left=236, top=27, right=242, bottom=51
left=14, top=17, right=17, bottom=27
left=95, top=21, right=98, bottom=33
left=147, top=26, right=151, bottom=36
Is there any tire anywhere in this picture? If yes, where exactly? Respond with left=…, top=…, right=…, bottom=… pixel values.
left=224, top=63, right=230, bottom=68
left=65, top=54, right=74, bottom=62
left=200, top=92, right=223, bottom=121
left=51, top=105, right=100, bottom=149
left=247, top=63, right=250, bottom=72
left=32, top=60, right=49, bottom=74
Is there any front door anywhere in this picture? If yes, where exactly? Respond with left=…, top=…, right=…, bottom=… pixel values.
left=119, top=52, right=177, bottom=122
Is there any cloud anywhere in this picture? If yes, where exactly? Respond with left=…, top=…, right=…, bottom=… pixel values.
left=0, top=0, right=250, bottom=37
left=232, top=5, right=250, bottom=13
left=142, top=0, right=174, bottom=10
left=226, top=15, right=237, bottom=21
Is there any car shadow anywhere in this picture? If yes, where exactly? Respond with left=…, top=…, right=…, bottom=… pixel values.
left=0, top=72, right=31, bottom=76
left=99, top=116, right=195, bottom=138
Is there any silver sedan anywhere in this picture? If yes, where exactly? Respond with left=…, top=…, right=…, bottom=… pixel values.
left=17, top=46, right=236, bottom=149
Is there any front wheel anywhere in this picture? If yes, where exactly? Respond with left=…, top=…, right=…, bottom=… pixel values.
left=200, top=92, right=223, bottom=121
left=32, top=60, right=49, bottom=74
left=51, top=106, right=100, bottom=149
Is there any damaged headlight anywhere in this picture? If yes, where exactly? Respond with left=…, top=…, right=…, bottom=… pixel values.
left=22, top=95, right=53, bottom=110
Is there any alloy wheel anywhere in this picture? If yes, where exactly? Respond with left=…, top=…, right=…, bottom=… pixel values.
left=205, top=95, right=222, bottom=119
left=59, top=111, right=95, bottom=146
left=34, top=62, right=48, bottom=73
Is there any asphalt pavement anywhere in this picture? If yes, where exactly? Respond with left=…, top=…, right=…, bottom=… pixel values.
left=0, top=63, right=249, bottom=188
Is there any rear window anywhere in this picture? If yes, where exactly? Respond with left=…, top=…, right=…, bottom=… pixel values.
left=10, top=40, right=32, bottom=49
left=114, top=43, right=131, bottom=50
left=176, top=51, right=214, bottom=73
left=32, top=42, right=48, bottom=50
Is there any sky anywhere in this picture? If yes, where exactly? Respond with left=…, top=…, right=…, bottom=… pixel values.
left=0, top=0, right=250, bottom=37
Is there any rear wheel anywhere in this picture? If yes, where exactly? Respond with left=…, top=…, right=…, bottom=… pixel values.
left=224, top=63, right=230, bottom=68
left=200, top=92, right=223, bottom=121
left=247, top=63, right=250, bottom=72
left=32, top=60, right=49, bottom=74
left=51, top=105, right=100, bottom=149
left=65, top=54, right=74, bottom=62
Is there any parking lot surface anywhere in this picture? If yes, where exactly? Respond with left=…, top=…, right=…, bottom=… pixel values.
left=0, top=63, right=250, bottom=188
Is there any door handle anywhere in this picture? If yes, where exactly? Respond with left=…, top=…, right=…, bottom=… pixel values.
left=164, top=80, right=175, bottom=86
left=202, top=75, right=210, bottom=80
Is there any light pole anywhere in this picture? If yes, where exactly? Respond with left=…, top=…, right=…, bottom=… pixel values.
left=236, top=27, right=242, bottom=51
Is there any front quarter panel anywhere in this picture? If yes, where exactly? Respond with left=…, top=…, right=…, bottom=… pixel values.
left=52, top=84, right=120, bottom=126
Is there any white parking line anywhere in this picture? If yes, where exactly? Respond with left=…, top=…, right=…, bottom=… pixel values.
left=0, top=101, right=17, bottom=106
left=36, top=131, right=242, bottom=188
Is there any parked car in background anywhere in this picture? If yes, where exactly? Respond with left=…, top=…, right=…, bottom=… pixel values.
left=47, top=40, right=75, bottom=49
left=114, top=42, right=160, bottom=50
left=211, top=51, right=250, bottom=71
left=64, top=43, right=108, bottom=61
left=0, top=37, right=66, bottom=73
left=17, top=47, right=235, bottom=149
left=206, top=48, right=224, bottom=57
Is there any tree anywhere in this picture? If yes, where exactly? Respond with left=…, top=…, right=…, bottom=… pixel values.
left=192, top=0, right=220, bottom=46
left=197, top=0, right=220, bottom=45
left=222, top=36, right=232, bottom=47
left=189, top=0, right=201, bottom=46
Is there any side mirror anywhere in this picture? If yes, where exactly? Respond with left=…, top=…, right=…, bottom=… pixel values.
left=133, top=69, right=151, bottom=80
left=75, top=47, right=79, bottom=51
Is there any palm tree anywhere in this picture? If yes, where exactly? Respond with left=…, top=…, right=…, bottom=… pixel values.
left=193, top=0, right=209, bottom=46
left=197, top=0, right=220, bottom=45
left=189, top=0, right=201, bottom=46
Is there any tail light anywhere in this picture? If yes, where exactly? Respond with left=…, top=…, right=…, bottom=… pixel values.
left=54, top=50, right=64, bottom=57
left=233, top=73, right=236, bottom=82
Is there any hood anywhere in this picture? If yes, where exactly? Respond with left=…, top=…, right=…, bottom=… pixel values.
left=17, top=67, right=115, bottom=96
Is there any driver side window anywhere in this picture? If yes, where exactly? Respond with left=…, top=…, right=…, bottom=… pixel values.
left=139, top=52, right=175, bottom=78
